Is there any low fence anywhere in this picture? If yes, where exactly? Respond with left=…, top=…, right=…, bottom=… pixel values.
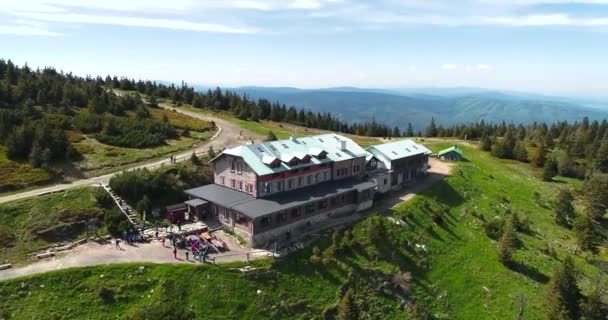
left=209, top=250, right=274, bottom=264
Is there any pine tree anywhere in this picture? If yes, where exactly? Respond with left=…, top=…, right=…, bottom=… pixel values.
left=498, top=216, right=516, bottom=265
left=534, top=142, right=547, bottom=167
left=406, top=123, right=414, bottom=137
left=582, top=174, right=608, bottom=221
left=574, top=213, right=601, bottom=254
left=336, top=288, right=358, bottom=320
left=554, top=189, right=575, bottom=228
left=148, top=95, right=159, bottom=108
left=514, top=141, right=529, bottom=162
left=29, top=141, right=43, bottom=168
left=592, top=139, right=608, bottom=173
left=481, top=134, right=493, bottom=151
left=543, top=157, right=558, bottom=181
left=190, top=152, right=201, bottom=165
left=208, top=146, right=216, bottom=159
left=425, top=117, right=438, bottom=137
left=544, top=256, right=581, bottom=320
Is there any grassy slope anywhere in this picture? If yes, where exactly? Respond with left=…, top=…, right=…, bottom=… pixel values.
left=0, top=187, right=103, bottom=264
left=1, top=140, right=605, bottom=319
left=0, top=147, right=52, bottom=191
left=71, top=107, right=214, bottom=176
left=395, top=141, right=605, bottom=319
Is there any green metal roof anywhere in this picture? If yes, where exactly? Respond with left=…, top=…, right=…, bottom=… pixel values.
left=219, top=133, right=367, bottom=176
left=366, top=139, right=431, bottom=161
left=437, top=146, right=463, bottom=156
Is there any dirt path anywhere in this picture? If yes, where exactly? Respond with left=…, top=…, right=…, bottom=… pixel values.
left=0, top=107, right=261, bottom=205
left=0, top=239, right=272, bottom=281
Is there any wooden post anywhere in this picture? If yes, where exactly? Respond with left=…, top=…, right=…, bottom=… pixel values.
left=246, top=252, right=250, bottom=262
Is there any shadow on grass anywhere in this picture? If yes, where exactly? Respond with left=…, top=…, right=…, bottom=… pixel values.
left=426, top=179, right=465, bottom=208
left=508, top=261, right=549, bottom=284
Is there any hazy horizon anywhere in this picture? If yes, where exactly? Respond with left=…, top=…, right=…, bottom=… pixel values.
left=3, top=1, right=608, bottom=98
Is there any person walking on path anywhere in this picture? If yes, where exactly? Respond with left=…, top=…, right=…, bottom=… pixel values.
left=185, top=251, right=189, bottom=261
left=161, top=237, right=166, bottom=247
left=115, top=239, right=121, bottom=250
left=155, top=230, right=159, bottom=239
left=173, top=247, right=177, bottom=259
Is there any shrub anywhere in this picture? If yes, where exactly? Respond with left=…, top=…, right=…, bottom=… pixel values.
left=0, top=225, right=16, bottom=247
left=483, top=219, right=505, bottom=240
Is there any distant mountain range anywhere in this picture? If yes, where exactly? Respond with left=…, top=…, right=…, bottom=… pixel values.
left=190, top=85, right=608, bottom=130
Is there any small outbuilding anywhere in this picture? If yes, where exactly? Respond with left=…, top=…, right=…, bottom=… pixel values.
left=437, top=146, right=463, bottom=161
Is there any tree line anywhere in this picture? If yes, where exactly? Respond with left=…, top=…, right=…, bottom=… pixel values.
left=104, top=75, right=402, bottom=138
left=424, top=116, right=608, bottom=180
left=0, top=59, right=191, bottom=169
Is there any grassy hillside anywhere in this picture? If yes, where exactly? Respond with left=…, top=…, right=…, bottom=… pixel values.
left=0, top=187, right=108, bottom=264
left=1, top=141, right=605, bottom=319
left=0, top=146, right=52, bottom=191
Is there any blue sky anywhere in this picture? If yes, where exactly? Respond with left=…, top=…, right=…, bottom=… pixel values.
left=1, top=0, right=608, bottom=97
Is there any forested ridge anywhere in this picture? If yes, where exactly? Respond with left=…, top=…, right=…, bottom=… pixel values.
left=0, top=59, right=206, bottom=171
left=424, top=117, right=608, bottom=179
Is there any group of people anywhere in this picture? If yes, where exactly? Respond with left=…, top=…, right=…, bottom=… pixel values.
left=168, top=155, right=177, bottom=163
left=116, top=228, right=144, bottom=249
left=159, top=232, right=211, bottom=263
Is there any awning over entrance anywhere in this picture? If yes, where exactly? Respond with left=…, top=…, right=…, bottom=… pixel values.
left=185, top=198, right=208, bottom=208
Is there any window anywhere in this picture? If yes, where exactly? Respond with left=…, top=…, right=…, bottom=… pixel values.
left=276, top=212, right=286, bottom=223
left=291, top=208, right=301, bottom=218
left=305, top=204, right=315, bottom=214
left=318, top=152, right=327, bottom=159
left=288, top=179, right=293, bottom=189
left=220, top=176, right=225, bottom=185
left=246, top=183, right=253, bottom=193
left=237, top=162, right=242, bottom=174
left=315, top=173, right=320, bottom=182
left=230, top=160, right=236, bottom=172
left=281, top=143, right=289, bottom=149
left=260, top=216, right=271, bottom=226
left=353, top=165, right=360, bottom=173
left=276, top=181, right=283, bottom=192
left=307, top=175, right=312, bottom=184
left=265, top=182, right=272, bottom=193
left=383, top=178, right=387, bottom=185
left=298, top=176, right=303, bottom=186
left=238, top=181, right=243, bottom=191
left=323, top=172, right=328, bottom=180
left=231, top=179, right=236, bottom=188
left=318, top=200, right=328, bottom=210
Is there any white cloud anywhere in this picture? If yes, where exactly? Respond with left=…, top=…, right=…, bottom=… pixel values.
left=290, top=0, right=323, bottom=9
left=16, top=12, right=259, bottom=34
left=0, top=25, right=59, bottom=36
left=442, top=64, right=458, bottom=70
left=234, top=0, right=273, bottom=11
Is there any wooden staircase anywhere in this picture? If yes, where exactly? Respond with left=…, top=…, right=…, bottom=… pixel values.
left=99, top=183, right=143, bottom=231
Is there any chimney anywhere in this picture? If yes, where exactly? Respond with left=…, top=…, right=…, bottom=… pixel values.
left=290, top=135, right=297, bottom=142
left=340, top=139, right=347, bottom=151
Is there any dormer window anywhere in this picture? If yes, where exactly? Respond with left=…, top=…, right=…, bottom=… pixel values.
left=289, top=159, right=299, bottom=166
left=317, top=151, right=327, bottom=159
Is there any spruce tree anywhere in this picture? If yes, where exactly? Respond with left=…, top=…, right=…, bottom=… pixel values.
left=425, top=117, right=438, bottom=137
left=592, top=139, right=608, bottom=173
left=336, top=288, right=358, bottom=320
left=544, top=256, right=581, bottom=320
left=514, top=141, right=529, bottom=162
left=498, top=216, right=516, bottom=265
left=554, top=189, right=575, bottom=228
left=190, top=152, right=201, bottom=166
left=574, top=213, right=601, bottom=254
left=208, top=146, right=216, bottom=159
left=406, top=123, right=414, bottom=137
left=543, top=157, right=558, bottom=181
left=534, top=142, right=547, bottom=167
